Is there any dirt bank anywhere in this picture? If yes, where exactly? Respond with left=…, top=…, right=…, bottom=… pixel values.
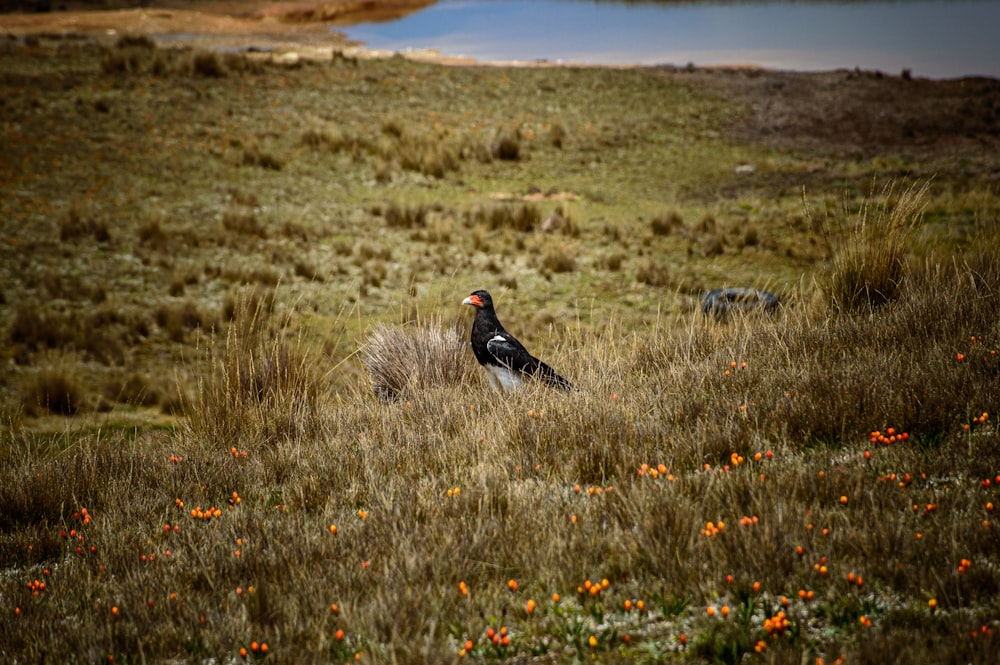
left=0, top=1, right=434, bottom=53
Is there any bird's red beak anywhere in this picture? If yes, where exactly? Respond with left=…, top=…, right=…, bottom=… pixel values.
left=463, top=294, right=483, bottom=308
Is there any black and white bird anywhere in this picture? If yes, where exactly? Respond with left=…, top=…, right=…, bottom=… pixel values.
left=462, top=289, right=573, bottom=391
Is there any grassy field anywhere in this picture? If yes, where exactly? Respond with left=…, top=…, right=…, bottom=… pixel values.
left=2, top=34, right=1000, bottom=663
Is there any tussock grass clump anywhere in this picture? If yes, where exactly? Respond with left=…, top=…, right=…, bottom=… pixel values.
left=384, top=203, right=428, bottom=229
left=824, top=180, right=928, bottom=313
left=106, top=371, right=160, bottom=407
left=636, top=258, right=671, bottom=286
left=360, top=317, right=473, bottom=401
left=540, top=245, right=577, bottom=274
left=189, top=50, right=226, bottom=78
left=242, top=145, right=283, bottom=171
left=222, top=209, right=267, bottom=237
left=293, top=260, right=323, bottom=281
left=396, top=133, right=462, bottom=178
left=100, top=35, right=164, bottom=75
left=22, top=360, right=83, bottom=415
left=186, top=289, right=325, bottom=446
left=651, top=211, right=684, bottom=236
left=7, top=304, right=67, bottom=353
left=548, top=122, right=566, bottom=148
left=137, top=217, right=169, bottom=249
left=491, top=129, right=522, bottom=161
left=154, top=300, right=215, bottom=342
left=7, top=305, right=144, bottom=365
left=466, top=203, right=541, bottom=233
left=59, top=205, right=111, bottom=243
left=300, top=125, right=371, bottom=157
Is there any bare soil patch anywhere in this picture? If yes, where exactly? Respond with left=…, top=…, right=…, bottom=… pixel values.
left=679, top=67, right=1000, bottom=161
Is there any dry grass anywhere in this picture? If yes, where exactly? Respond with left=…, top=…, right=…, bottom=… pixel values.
left=2, top=34, right=1000, bottom=664
left=823, top=180, right=929, bottom=313
left=185, top=288, right=324, bottom=447
left=2, top=226, right=999, bottom=663
left=360, top=315, right=474, bottom=401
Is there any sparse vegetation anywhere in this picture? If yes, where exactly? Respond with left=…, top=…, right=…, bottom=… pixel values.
left=1, top=29, right=999, bottom=665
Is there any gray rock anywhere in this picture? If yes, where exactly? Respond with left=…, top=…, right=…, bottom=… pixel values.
left=701, top=287, right=780, bottom=318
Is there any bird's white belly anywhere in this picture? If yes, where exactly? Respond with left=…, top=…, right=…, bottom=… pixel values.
left=485, top=363, right=524, bottom=391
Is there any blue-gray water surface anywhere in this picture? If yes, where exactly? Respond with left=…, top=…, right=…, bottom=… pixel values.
left=343, top=0, right=1000, bottom=79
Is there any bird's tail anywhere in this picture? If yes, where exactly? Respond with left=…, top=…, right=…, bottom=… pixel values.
left=536, top=360, right=573, bottom=391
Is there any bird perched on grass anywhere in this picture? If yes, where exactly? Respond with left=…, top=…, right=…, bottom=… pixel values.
left=462, top=289, right=573, bottom=391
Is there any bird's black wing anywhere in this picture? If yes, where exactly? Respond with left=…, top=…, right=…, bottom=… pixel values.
left=486, top=333, right=573, bottom=391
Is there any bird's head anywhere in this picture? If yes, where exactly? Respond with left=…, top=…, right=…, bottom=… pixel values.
left=462, top=290, right=493, bottom=310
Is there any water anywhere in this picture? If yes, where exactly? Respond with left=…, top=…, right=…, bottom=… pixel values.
left=342, top=0, right=1000, bottom=79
